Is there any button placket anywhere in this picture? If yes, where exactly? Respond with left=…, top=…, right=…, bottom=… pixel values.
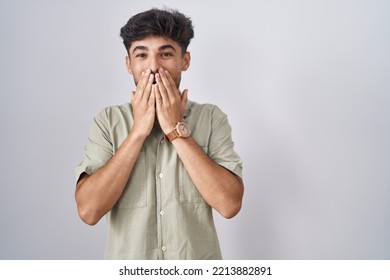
left=156, top=132, right=171, bottom=259
left=155, top=138, right=164, bottom=259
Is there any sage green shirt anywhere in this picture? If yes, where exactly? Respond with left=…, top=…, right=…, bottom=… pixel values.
left=75, top=100, right=243, bottom=259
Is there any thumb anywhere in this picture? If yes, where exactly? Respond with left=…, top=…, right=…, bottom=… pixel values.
left=181, top=89, right=188, bottom=114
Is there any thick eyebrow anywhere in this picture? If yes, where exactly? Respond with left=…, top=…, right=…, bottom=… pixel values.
left=131, top=44, right=177, bottom=55
left=131, top=45, right=148, bottom=54
left=158, top=44, right=176, bottom=52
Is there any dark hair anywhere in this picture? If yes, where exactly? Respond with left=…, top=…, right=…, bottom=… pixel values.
left=120, top=8, right=194, bottom=55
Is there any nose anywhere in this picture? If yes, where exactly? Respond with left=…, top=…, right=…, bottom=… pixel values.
left=148, top=55, right=160, bottom=74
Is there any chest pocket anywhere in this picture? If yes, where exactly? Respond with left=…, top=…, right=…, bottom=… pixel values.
left=179, top=146, right=208, bottom=203
left=117, top=151, right=147, bottom=208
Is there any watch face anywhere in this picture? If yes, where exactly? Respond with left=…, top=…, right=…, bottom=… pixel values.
left=178, top=123, right=189, bottom=136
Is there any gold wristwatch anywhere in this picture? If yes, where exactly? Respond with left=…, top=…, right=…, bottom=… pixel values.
left=165, top=122, right=190, bottom=141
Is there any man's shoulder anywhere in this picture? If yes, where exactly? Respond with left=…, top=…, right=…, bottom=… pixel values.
left=187, top=100, right=225, bottom=116
left=96, top=103, right=132, bottom=118
left=188, top=100, right=216, bottom=109
left=102, top=102, right=131, bottom=113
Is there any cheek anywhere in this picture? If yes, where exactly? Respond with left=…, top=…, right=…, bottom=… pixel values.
left=163, top=59, right=183, bottom=73
left=166, top=65, right=182, bottom=78
left=131, top=66, right=145, bottom=80
left=130, top=60, right=147, bottom=73
left=130, top=69, right=143, bottom=85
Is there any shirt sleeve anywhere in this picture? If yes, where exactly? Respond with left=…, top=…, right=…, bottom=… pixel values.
left=208, top=106, right=243, bottom=178
left=75, top=109, right=113, bottom=182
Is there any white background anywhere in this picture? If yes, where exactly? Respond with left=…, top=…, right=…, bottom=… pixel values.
left=1, top=0, right=389, bottom=259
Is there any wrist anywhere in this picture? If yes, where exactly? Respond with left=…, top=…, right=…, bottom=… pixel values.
left=130, top=126, right=150, bottom=142
left=165, top=121, right=191, bottom=142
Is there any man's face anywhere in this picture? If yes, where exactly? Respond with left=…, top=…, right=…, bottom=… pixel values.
left=126, top=36, right=190, bottom=88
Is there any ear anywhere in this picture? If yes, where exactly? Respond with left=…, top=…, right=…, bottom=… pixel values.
left=182, top=51, right=191, bottom=71
left=125, top=56, right=133, bottom=75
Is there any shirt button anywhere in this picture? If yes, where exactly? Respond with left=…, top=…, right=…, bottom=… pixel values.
left=160, top=210, right=165, bottom=216
left=159, top=173, right=164, bottom=178
left=161, top=246, right=167, bottom=251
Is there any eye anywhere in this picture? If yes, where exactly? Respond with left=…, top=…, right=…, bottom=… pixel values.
left=135, top=53, right=146, bottom=58
left=161, top=52, right=174, bottom=58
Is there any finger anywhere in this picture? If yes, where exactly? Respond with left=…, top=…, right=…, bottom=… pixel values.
left=155, top=72, right=169, bottom=103
left=149, top=84, right=156, bottom=106
left=181, top=89, right=188, bottom=115
left=153, top=84, right=158, bottom=103
left=163, top=69, right=177, bottom=89
left=136, top=69, right=151, bottom=97
left=157, top=69, right=176, bottom=99
left=142, top=72, right=154, bottom=101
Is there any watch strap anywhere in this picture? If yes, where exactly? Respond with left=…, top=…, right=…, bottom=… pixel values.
left=165, top=129, right=179, bottom=141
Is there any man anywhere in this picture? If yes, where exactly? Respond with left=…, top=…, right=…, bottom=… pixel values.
left=75, top=8, right=244, bottom=260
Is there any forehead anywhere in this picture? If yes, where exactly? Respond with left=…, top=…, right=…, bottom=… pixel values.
left=130, top=35, right=182, bottom=53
